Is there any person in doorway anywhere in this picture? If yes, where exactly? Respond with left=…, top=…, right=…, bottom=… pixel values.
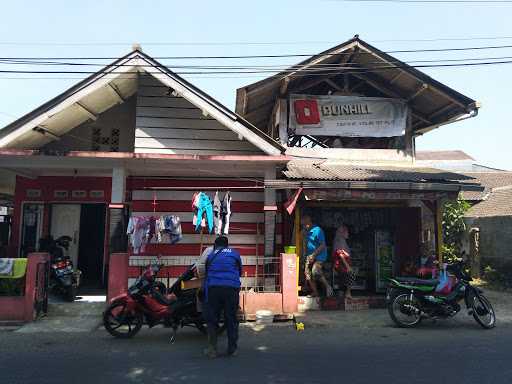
left=332, top=224, right=355, bottom=299
left=204, top=236, right=242, bottom=358
left=302, top=215, right=333, bottom=297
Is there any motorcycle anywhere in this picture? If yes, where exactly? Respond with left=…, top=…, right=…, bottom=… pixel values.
left=386, top=260, right=496, bottom=329
left=103, top=260, right=224, bottom=341
left=39, top=235, right=80, bottom=302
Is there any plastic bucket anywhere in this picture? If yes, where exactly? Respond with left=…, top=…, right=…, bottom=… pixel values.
left=284, top=246, right=297, bottom=254
left=255, top=310, right=274, bottom=325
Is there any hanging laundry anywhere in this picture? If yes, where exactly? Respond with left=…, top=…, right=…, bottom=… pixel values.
left=192, top=192, right=213, bottom=233
left=159, top=215, right=183, bottom=244
left=127, top=216, right=149, bottom=255
left=213, top=191, right=222, bottom=235
left=0, top=258, right=14, bottom=276
left=221, top=191, right=232, bottom=235
left=192, top=192, right=206, bottom=228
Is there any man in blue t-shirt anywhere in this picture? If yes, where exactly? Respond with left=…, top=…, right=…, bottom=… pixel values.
left=204, top=236, right=242, bottom=358
left=303, top=215, right=333, bottom=297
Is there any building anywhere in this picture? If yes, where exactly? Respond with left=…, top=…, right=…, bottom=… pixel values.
left=236, top=36, right=482, bottom=293
left=0, top=37, right=483, bottom=304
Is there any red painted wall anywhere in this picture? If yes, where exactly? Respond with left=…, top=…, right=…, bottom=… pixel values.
left=10, top=176, right=111, bottom=257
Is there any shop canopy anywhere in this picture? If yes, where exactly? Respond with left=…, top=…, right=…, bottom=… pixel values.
left=266, top=160, right=483, bottom=194
left=236, top=36, right=479, bottom=136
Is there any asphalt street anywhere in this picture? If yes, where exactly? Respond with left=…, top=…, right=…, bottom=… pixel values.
left=1, top=314, right=511, bottom=384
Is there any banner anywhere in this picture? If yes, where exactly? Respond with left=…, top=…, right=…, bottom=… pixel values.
left=289, top=95, right=408, bottom=137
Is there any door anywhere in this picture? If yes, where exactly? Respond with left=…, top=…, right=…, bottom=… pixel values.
left=78, top=204, right=106, bottom=287
left=50, top=204, right=81, bottom=267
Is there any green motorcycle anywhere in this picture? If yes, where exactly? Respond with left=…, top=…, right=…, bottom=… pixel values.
left=386, top=260, right=496, bottom=329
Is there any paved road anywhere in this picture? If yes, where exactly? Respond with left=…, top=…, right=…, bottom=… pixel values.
left=1, top=316, right=511, bottom=384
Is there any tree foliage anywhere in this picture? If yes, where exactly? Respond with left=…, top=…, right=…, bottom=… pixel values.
left=442, top=197, right=470, bottom=263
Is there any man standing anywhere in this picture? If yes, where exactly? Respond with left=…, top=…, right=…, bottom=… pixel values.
left=204, top=236, right=242, bottom=358
left=302, top=215, right=333, bottom=297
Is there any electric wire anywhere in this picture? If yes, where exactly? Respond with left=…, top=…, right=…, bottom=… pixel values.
left=3, top=43, right=512, bottom=60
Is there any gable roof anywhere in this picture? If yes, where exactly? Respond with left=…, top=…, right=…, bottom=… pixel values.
left=236, top=36, right=478, bottom=137
left=0, top=50, right=284, bottom=156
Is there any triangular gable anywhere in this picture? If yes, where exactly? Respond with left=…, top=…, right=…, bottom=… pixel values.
left=0, top=50, right=283, bottom=156
left=236, top=36, right=478, bottom=136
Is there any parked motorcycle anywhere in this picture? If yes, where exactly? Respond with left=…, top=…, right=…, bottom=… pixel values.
left=386, top=260, right=496, bottom=329
left=103, top=260, right=223, bottom=341
left=39, top=235, right=80, bottom=302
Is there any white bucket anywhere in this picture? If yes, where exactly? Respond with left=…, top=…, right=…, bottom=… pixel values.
left=255, top=310, right=274, bottom=325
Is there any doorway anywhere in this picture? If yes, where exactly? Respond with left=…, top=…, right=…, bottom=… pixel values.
left=77, top=204, right=106, bottom=288
left=50, top=203, right=106, bottom=289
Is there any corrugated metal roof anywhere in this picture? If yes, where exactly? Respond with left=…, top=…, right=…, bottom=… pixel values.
left=416, top=150, right=474, bottom=161
left=461, top=172, right=512, bottom=201
left=284, top=160, right=474, bottom=182
left=466, top=188, right=512, bottom=217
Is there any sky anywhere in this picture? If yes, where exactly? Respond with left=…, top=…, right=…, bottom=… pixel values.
left=0, top=0, right=510, bottom=170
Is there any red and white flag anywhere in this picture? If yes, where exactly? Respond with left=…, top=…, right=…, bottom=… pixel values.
left=284, top=188, right=303, bottom=215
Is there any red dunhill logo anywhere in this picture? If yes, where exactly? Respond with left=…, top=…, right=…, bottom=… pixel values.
left=294, top=99, right=320, bottom=125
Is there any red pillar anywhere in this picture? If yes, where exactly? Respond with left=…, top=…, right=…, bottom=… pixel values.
left=107, top=253, right=129, bottom=303
left=281, top=253, right=298, bottom=314
left=24, top=252, right=50, bottom=322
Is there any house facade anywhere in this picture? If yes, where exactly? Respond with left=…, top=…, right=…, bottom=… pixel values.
left=0, top=37, right=482, bottom=302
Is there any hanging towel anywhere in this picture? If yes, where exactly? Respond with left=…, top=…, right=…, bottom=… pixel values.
left=213, top=191, right=222, bottom=235
left=221, top=191, right=232, bottom=235
left=0, top=258, right=14, bottom=276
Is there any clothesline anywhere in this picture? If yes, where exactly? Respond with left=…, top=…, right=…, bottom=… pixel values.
left=143, top=186, right=264, bottom=190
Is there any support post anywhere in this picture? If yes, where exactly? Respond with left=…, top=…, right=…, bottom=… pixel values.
left=264, top=167, right=277, bottom=291
left=436, top=199, right=444, bottom=263
left=109, top=167, right=128, bottom=255
left=281, top=253, right=298, bottom=314
left=107, top=253, right=129, bottom=302
left=278, top=98, right=288, bottom=146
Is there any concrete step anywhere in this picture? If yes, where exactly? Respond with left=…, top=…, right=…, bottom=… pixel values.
left=298, top=295, right=386, bottom=312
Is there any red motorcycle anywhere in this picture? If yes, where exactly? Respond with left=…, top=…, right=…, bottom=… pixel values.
left=103, top=260, right=223, bottom=341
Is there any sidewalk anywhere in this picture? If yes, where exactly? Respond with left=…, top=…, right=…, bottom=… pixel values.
left=295, top=289, right=512, bottom=330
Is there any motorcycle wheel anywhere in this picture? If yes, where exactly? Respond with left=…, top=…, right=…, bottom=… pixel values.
left=471, top=294, right=496, bottom=329
left=388, top=293, right=422, bottom=328
left=103, top=301, right=143, bottom=338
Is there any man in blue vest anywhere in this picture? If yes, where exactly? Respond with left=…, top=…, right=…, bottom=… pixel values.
left=204, top=236, right=242, bottom=358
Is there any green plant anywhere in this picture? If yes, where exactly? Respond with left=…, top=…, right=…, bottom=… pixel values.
left=442, top=197, right=470, bottom=263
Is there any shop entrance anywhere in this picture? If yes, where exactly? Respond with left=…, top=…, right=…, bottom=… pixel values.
left=50, top=203, right=106, bottom=290
left=299, top=205, right=421, bottom=295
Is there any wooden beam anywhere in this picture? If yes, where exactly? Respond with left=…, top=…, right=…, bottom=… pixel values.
left=407, top=83, right=428, bottom=102
left=278, top=98, right=288, bottom=146
left=280, top=77, right=290, bottom=96
left=350, top=80, right=366, bottom=92
left=343, top=74, right=350, bottom=92
left=428, top=103, right=456, bottom=120
left=243, top=100, right=275, bottom=125
left=235, top=88, right=248, bottom=115
left=76, top=102, right=98, bottom=121
left=107, top=83, right=124, bottom=103
left=324, top=78, right=343, bottom=92
left=389, top=71, right=404, bottom=85
left=351, top=72, right=434, bottom=125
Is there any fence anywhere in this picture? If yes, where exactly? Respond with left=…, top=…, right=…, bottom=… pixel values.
left=109, top=252, right=298, bottom=317
left=128, top=255, right=283, bottom=293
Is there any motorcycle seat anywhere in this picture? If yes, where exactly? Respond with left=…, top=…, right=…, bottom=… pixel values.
left=395, top=277, right=439, bottom=286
